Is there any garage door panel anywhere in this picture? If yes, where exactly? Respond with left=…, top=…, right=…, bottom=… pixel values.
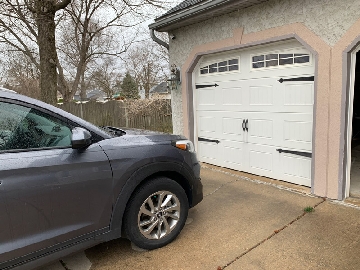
left=198, top=142, right=219, bottom=164
left=282, top=155, right=311, bottom=180
left=246, top=143, right=275, bottom=178
left=247, top=79, right=314, bottom=113
left=197, top=111, right=245, bottom=141
left=221, top=116, right=245, bottom=141
left=278, top=154, right=311, bottom=186
left=284, top=82, right=314, bottom=106
left=246, top=113, right=312, bottom=151
left=283, top=120, right=312, bottom=144
left=222, top=140, right=245, bottom=170
left=223, top=117, right=243, bottom=136
left=197, top=88, right=217, bottom=107
left=249, top=150, right=274, bottom=173
left=198, top=116, right=217, bottom=134
left=247, top=145, right=311, bottom=186
left=248, top=118, right=274, bottom=140
left=249, top=85, right=274, bottom=105
left=197, top=111, right=223, bottom=139
left=280, top=114, right=313, bottom=150
left=220, top=82, right=245, bottom=111
left=222, top=87, right=243, bottom=106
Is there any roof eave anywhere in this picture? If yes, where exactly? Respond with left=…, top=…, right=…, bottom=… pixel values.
left=149, top=0, right=269, bottom=32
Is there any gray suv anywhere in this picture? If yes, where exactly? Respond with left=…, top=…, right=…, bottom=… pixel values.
left=0, top=88, right=203, bottom=270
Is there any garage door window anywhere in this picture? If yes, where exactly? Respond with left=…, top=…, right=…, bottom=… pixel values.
left=252, top=53, right=310, bottom=69
left=200, top=58, right=239, bottom=75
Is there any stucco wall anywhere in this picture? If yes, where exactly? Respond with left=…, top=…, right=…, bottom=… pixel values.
left=169, top=0, right=360, bottom=135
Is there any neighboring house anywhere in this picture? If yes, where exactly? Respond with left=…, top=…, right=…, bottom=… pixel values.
left=73, top=89, right=107, bottom=102
left=149, top=0, right=360, bottom=201
left=150, top=82, right=171, bottom=99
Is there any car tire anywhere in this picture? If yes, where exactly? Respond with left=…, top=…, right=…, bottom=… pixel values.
left=123, top=177, right=189, bottom=250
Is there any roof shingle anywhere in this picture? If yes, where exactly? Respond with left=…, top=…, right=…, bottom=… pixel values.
left=159, top=0, right=206, bottom=18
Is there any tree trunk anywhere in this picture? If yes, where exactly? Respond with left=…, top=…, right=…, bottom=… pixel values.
left=36, top=2, right=58, bottom=105
left=56, top=55, right=72, bottom=103
left=70, top=17, right=90, bottom=99
left=80, top=74, right=87, bottom=100
left=145, top=63, right=150, bottom=99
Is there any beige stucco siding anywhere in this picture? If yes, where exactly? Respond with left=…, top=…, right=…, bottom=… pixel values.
left=169, top=0, right=360, bottom=135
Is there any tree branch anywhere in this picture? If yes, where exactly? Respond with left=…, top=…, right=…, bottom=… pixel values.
left=55, top=0, right=72, bottom=11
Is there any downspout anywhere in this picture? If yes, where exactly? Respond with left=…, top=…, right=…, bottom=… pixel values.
left=150, top=29, right=169, bottom=50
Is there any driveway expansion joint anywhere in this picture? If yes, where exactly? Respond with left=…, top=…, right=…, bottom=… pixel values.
left=329, top=198, right=360, bottom=210
left=202, top=164, right=315, bottom=198
left=59, top=260, right=70, bottom=270
left=218, top=198, right=326, bottom=270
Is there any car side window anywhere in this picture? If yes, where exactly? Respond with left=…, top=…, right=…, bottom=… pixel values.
left=0, top=101, right=73, bottom=151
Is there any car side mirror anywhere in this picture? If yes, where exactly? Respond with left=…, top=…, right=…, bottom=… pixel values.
left=71, top=127, right=92, bottom=149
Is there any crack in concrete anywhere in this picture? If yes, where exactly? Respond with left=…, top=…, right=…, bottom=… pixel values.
left=218, top=198, right=326, bottom=269
left=59, top=260, right=70, bottom=270
left=204, top=178, right=241, bottom=197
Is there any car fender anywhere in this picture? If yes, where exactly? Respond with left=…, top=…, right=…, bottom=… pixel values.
left=107, top=161, right=194, bottom=240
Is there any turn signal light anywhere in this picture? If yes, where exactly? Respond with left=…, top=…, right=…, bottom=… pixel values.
left=172, top=140, right=195, bottom=153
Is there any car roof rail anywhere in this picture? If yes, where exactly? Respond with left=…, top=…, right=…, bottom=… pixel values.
left=0, top=87, right=17, bottom=93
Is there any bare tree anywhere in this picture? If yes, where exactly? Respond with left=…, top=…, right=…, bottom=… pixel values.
left=57, top=0, right=174, bottom=102
left=57, top=0, right=131, bottom=102
left=90, top=57, right=122, bottom=99
left=0, top=0, right=173, bottom=103
left=126, top=37, right=169, bottom=98
left=3, top=50, right=41, bottom=99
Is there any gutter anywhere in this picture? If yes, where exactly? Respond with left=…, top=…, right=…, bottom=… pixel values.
left=150, top=29, right=169, bottom=50
left=148, top=0, right=268, bottom=32
left=149, top=0, right=233, bottom=31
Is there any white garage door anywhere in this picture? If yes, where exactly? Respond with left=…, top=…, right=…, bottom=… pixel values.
left=194, top=41, right=314, bottom=186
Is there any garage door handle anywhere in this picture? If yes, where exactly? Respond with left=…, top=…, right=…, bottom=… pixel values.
left=245, top=119, right=249, bottom=132
left=242, top=120, right=246, bottom=131
left=198, top=137, right=220, bottom=144
left=276, top=149, right=312, bottom=158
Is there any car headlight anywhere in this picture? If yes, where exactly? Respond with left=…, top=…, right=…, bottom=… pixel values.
left=173, top=140, right=195, bottom=153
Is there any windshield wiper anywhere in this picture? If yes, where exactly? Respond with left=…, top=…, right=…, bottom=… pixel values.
left=100, top=126, right=126, bottom=137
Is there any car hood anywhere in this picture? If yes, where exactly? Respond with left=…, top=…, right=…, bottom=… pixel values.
left=120, top=128, right=167, bottom=136
left=98, top=128, right=186, bottom=150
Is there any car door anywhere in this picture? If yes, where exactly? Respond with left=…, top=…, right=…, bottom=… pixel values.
left=0, top=100, right=113, bottom=263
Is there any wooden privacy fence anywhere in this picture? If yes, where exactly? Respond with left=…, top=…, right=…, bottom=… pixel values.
left=57, top=100, right=173, bottom=133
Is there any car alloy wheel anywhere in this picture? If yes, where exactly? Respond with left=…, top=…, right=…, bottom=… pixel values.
left=138, top=190, right=181, bottom=240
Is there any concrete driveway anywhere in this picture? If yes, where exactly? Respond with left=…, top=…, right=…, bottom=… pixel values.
left=43, top=165, right=360, bottom=270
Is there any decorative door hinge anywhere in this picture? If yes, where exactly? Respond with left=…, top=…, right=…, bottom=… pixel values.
left=276, top=148, right=312, bottom=158
left=278, top=76, right=314, bottom=83
left=198, top=137, right=220, bottom=144
left=195, top=84, right=219, bottom=89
